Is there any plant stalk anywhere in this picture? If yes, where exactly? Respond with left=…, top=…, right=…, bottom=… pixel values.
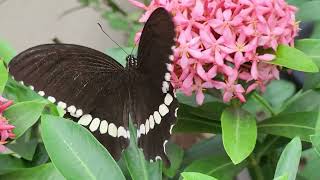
left=248, top=155, right=264, bottom=180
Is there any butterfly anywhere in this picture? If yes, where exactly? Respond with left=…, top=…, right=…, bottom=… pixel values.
left=8, top=7, right=178, bottom=166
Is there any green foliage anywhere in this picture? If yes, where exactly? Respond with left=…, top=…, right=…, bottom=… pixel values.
left=181, top=172, right=218, bottom=180
left=41, top=115, right=125, bottom=180
left=221, top=107, right=257, bottom=164
left=4, top=100, right=47, bottom=139
left=184, top=154, right=247, bottom=180
left=258, top=112, right=318, bottom=141
left=0, top=38, right=15, bottom=64
left=0, top=60, right=8, bottom=94
left=297, top=1, right=320, bottom=21
left=269, top=45, right=319, bottom=72
left=274, top=137, right=302, bottom=180
left=122, top=120, right=162, bottom=180
left=0, top=163, right=65, bottom=180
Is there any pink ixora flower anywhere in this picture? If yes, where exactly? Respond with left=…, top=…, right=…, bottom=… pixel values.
left=130, top=0, right=299, bottom=104
left=0, top=96, right=14, bottom=152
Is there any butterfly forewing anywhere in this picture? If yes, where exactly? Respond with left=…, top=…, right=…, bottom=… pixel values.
left=9, top=44, right=130, bottom=160
left=132, top=7, right=178, bottom=165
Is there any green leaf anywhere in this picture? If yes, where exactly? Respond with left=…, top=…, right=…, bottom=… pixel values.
left=181, top=172, right=218, bottom=180
left=295, top=39, right=320, bottom=90
left=295, top=39, right=320, bottom=67
left=282, top=90, right=320, bottom=113
left=311, top=22, right=320, bottom=39
left=310, top=135, right=320, bottom=156
left=268, top=45, right=318, bottom=73
left=6, top=129, right=38, bottom=161
left=303, top=73, right=320, bottom=90
left=184, top=154, right=247, bottom=180
left=262, top=80, right=295, bottom=111
left=0, top=163, right=65, bottom=180
left=147, top=163, right=162, bottom=180
left=0, top=60, right=8, bottom=94
left=287, top=0, right=308, bottom=7
left=163, top=142, right=184, bottom=178
left=274, top=175, right=288, bottom=180
left=258, top=112, right=318, bottom=142
left=0, top=38, right=15, bottom=64
left=40, top=115, right=125, bottom=180
left=298, top=148, right=320, bottom=180
left=297, top=1, right=320, bottom=21
left=30, top=143, right=50, bottom=166
left=183, top=136, right=225, bottom=166
left=274, top=137, right=302, bottom=180
left=4, top=100, right=47, bottom=139
left=3, top=78, right=42, bottom=103
left=174, top=102, right=227, bottom=133
left=123, top=120, right=162, bottom=180
left=0, top=154, right=26, bottom=175
left=221, top=107, right=257, bottom=164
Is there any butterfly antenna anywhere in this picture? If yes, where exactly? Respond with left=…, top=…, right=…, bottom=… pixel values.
left=97, top=23, right=129, bottom=56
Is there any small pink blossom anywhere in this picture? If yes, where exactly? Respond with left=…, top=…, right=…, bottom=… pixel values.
left=130, top=0, right=299, bottom=104
left=0, top=96, right=14, bottom=152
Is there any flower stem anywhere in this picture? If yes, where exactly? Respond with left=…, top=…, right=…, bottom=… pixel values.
left=252, top=92, right=276, bottom=116
left=248, top=155, right=264, bottom=180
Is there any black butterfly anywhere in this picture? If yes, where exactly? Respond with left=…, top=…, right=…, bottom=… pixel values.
left=8, top=7, right=178, bottom=166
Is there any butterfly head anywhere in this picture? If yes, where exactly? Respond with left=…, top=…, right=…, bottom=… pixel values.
left=126, top=55, right=138, bottom=69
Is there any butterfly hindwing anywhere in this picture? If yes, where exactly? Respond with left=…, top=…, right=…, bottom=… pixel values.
left=132, top=7, right=178, bottom=165
left=9, top=44, right=130, bottom=160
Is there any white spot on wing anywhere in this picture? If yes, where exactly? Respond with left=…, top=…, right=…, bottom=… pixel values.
left=48, top=96, right=56, bottom=103
left=108, top=123, right=117, bottom=137
left=20, top=81, right=24, bottom=85
left=162, top=81, right=170, bottom=93
left=163, top=140, right=168, bottom=155
left=145, top=119, right=150, bottom=134
left=57, top=101, right=67, bottom=109
left=137, top=129, right=141, bottom=138
left=155, top=156, right=162, bottom=161
left=38, top=91, right=45, bottom=96
left=127, top=130, right=130, bottom=139
left=89, top=118, right=100, bottom=132
left=169, top=55, right=174, bottom=61
left=164, top=73, right=171, bottom=81
left=99, top=120, right=108, bottom=134
left=166, top=63, right=173, bottom=72
left=154, top=111, right=161, bottom=124
left=164, top=93, right=173, bottom=106
left=118, top=126, right=127, bottom=138
left=159, top=104, right=169, bottom=116
left=78, top=114, right=92, bottom=126
left=170, top=125, right=174, bottom=134
left=149, top=115, right=155, bottom=129
left=67, top=105, right=76, bottom=114
left=75, top=109, right=83, bottom=117
left=29, top=86, right=34, bottom=90
left=140, top=124, right=146, bottom=135
left=175, top=108, right=179, bottom=117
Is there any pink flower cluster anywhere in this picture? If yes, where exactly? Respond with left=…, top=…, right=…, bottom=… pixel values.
left=129, top=0, right=299, bottom=104
left=0, top=96, right=14, bottom=152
